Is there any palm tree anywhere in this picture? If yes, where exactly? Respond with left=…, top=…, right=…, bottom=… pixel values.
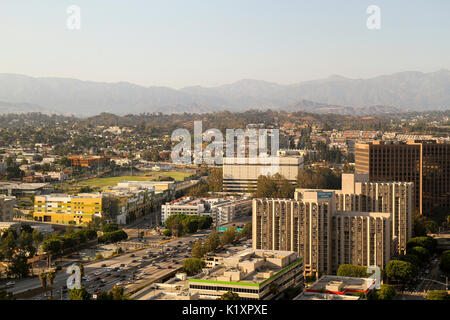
left=39, top=272, right=47, bottom=290
left=78, top=263, right=84, bottom=278
left=47, top=271, right=56, bottom=299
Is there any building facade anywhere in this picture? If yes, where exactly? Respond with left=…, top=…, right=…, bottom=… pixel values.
left=355, top=140, right=450, bottom=216
left=252, top=194, right=392, bottom=277
left=0, top=195, right=15, bottom=222
left=189, top=249, right=303, bottom=300
left=223, top=156, right=303, bottom=192
left=333, top=174, right=414, bottom=255
left=33, top=193, right=102, bottom=224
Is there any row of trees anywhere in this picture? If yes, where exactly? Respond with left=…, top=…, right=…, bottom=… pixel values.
left=41, top=228, right=98, bottom=256
left=98, top=230, right=128, bottom=244
left=252, top=174, right=294, bottom=199
left=164, top=214, right=213, bottom=237
left=384, top=236, right=437, bottom=285
left=68, top=285, right=129, bottom=300
left=250, top=167, right=342, bottom=199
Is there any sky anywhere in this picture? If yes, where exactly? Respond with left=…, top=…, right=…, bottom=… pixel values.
left=0, top=0, right=449, bottom=88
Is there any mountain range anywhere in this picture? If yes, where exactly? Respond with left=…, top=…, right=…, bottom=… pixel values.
left=0, top=70, right=449, bottom=116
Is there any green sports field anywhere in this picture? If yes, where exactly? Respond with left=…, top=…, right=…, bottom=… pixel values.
left=78, top=171, right=193, bottom=188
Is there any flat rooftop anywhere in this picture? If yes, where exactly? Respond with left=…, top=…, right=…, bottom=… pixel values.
left=191, top=249, right=300, bottom=285
left=295, top=292, right=360, bottom=300
left=0, top=182, right=48, bottom=190
left=307, top=275, right=376, bottom=295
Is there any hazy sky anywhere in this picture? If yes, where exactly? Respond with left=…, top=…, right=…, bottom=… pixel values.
left=0, top=0, right=449, bottom=88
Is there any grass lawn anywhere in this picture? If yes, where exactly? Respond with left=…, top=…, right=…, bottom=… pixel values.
left=77, top=171, right=193, bottom=187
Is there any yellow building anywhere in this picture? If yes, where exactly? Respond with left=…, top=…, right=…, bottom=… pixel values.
left=33, top=193, right=102, bottom=225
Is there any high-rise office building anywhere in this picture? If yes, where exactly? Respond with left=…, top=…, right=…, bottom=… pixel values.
left=355, top=140, right=450, bottom=216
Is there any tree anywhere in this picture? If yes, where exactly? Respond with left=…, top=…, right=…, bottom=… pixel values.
left=297, top=167, right=340, bottom=190
left=240, top=222, right=252, bottom=238
left=58, top=157, right=71, bottom=168
left=218, top=291, right=240, bottom=300
left=78, top=263, right=84, bottom=278
left=398, top=254, right=420, bottom=273
left=439, top=251, right=450, bottom=273
left=96, top=291, right=113, bottom=300
left=204, top=231, right=220, bottom=252
left=408, top=246, right=430, bottom=264
left=69, top=287, right=91, bottom=300
left=406, top=236, right=437, bottom=254
left=101, top=223, right=119, bottom=233
left=96, top=286, right=128, bottom=300
left=182, top=217, right=199, bottom=234
left=166, top=217, right=183, bottom=237
left=198, top=216, right=213, bottom=229
left=32, top=230, right=44, bottom=247
left=413, top=215, right=427, bottom=237
left=18, top=230, right=36, bottom=257
left=39, top=272, right=47, bottom=289
left=0, top=231, right=17, bottom=261
left=192, top=241, right=206, bottom=258
left=385, top=260, right=415, bottom=284
left=253, top=174, right=294, bottom=199
left=375, top=284, right=396, bottom=300
left=208, top=168, right=223, bottom=192
left=427, top=290, right=450, bottom=300
left=47, top=271, right=56, bottom=299
left=98, top=230, right=128, bottom=243
left=221, top=228, right=237, bottom=246
left=7, top=254, right=31, bottom=278
left=111, top=286, right=129, bottom=300
left=42, top=238, right=63, bottom=256
left=183, top=258, right=206, bottom=275
left=337, top=264, right=369, bottom=278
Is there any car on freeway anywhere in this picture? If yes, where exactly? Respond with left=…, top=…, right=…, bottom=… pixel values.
left=6, top=281, right=15, bottom=286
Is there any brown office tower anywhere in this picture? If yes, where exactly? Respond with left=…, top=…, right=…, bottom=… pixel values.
left=355, top=140, right=450, bottom=216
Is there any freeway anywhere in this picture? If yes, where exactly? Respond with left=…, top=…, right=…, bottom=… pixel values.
left=12, top=227, right=212, bottom=300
